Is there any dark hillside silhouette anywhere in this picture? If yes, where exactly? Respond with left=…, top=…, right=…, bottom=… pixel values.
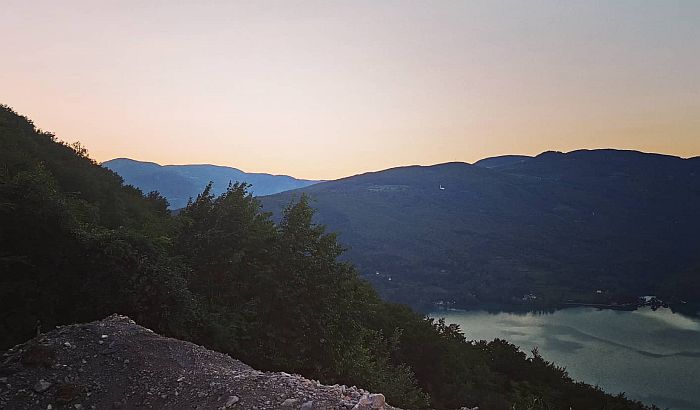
left=262, top=150, right=700, bottom=311
left=0, top=104, right=657, bottom=409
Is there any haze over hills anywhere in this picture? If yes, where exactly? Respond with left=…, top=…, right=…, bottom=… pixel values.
left=4, top=104, right=659, bottom=410
left=261, top=149, right=700, bottom=311
left=102, top=158, right=319, bottom=209
left=4, top=1, right=700, bottom=407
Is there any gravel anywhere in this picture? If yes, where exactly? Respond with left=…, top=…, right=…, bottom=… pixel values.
left=0, top=315, right=399, bottom=410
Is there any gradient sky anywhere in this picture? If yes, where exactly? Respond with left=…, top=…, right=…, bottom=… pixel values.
left=2, top=1, right=699, bottom=179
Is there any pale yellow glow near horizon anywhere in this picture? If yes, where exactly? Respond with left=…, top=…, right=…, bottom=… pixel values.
left=1, top=1, right=699, bottom=180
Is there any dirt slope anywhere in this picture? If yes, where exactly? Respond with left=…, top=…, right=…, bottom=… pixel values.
left=0, top=315, right=397, bottom=410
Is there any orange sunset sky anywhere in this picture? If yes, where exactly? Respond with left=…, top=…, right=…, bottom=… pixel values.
left=1, top=0, right=699, bottom=180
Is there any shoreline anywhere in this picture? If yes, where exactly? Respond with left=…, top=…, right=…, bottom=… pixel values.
left=429, top=300, right=699, bottom=318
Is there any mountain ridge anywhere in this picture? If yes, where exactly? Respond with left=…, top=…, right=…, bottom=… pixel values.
left=260, top=149, right=700, bottom=312
left=102, top=158, right=320, bottom=209
left=0, top=104, right=662, bottom=409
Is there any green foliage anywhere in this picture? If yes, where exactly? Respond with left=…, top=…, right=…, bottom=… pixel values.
left=0, top=104, right=656, bottom=410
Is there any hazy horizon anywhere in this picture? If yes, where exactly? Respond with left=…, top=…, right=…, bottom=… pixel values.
left=101, top=147, right=698, bottom=181
left=2, top=0, right=699, bottom=179
left=2, top=3, right=700, bottom=408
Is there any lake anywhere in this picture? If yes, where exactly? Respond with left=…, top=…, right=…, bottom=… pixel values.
left=430, top=307, right=700, bottom=410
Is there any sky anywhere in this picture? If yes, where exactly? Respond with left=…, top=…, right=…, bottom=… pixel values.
left=1, top=1, right=699, bottom=180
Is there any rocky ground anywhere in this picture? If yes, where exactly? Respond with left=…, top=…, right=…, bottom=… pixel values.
left=0, top=315, right=398, bottom=410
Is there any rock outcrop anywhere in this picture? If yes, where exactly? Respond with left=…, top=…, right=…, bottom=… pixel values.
left=0, top=315, right=398, bottom=410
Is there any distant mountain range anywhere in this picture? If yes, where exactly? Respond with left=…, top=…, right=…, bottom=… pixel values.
left=261, top=150, right=700, bottom=312
left=102, top=158, right=319, bottom=209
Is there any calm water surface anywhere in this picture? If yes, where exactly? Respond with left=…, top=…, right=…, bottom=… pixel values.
left=430, top=307, right=700, bottom=410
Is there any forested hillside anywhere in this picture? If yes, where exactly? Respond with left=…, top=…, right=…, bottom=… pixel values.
left=0, top=105, right=656, bottom=409
left=262, top=151, right=700, bottom=312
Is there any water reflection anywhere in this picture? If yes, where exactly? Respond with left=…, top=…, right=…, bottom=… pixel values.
left=430, top=307, right=700, bottom=410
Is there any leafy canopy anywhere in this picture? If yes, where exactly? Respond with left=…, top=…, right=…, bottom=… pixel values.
left=0, top=104, right=656, bottom=410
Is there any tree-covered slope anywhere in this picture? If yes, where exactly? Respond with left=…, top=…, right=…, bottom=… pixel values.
left=103, top=157, right=319, bottom=209
left=0, top=104, right=657, bottom=409
left=261, top=151, right=700, bottom=311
